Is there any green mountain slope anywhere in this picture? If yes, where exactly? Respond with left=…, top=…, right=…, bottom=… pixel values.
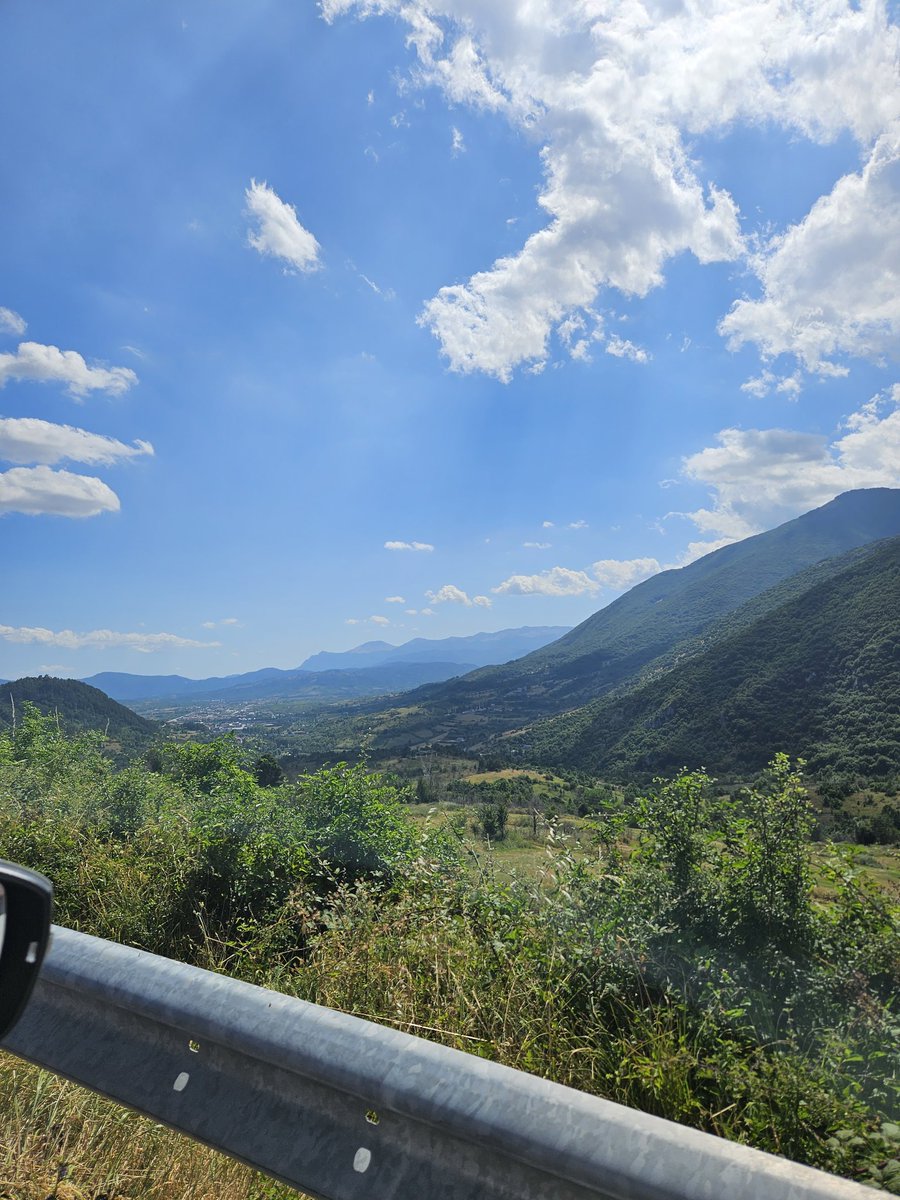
left=524, top=536, right=900, bottom=780
left=350, top=488, right=900, bottom=750
left=0, top=677, right=157, bottom=753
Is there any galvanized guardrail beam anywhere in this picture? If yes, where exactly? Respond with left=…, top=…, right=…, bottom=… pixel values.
left=1, top=926, right=874, bottom=1200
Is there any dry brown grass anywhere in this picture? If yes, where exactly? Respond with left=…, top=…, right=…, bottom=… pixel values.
left=0, top=1053, right=304, bottom=1200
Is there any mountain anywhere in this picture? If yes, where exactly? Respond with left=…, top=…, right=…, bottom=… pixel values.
left=0, top=677, right=157, bottom=752
left=523, top=535, right=900, bottom=780
left=169, top=660, right=480, bottom=704
left=339, top=489, right=900, bottom=752
left=82, top=667, right=290, bottom=702
left=83, top=627, right=571, bottom=704
left=299, top=627, right=571, bottom=672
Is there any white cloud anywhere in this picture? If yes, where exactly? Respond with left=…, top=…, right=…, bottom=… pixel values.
left=0, top=466, right=121, bottom=518
left=0, top=342, right=137, bottom=398
left=245, top=179, right=321, bottom=273
left=492, top=566, right=599, bottom=597
left=523, top=541, right=550, bottom=549
left=420, top=607, right=435, bottom=616
left=678, top=537, right=739, bottom=566
left=0, top=624, right=219, bottom=651
left=0, top=307, right=26, bottom=336
left=325, top=0, right=900, bottom=381
left=720, top=130, right=900, bottom=377
left=385, top=595, right=406, bottom=603
left=541, top=520, right=554, bottom=528
left=370, top=614, right=391, bottom=626
left=0, top=417, right=153, bottom=467
left=384, top=539, right=434, bottom=552
left=740, top=369, right=804, bottom=399
left=568, top=519, right=588, bottom=530
left=404, top=608, right=418, bottom=615
left=201, top=617, right=241, bottom=630
left=425, top=583, right=491, bottom=607
left=451, top=126, right=465, bottom=155
left=680, top=387, right=900, bottom=538
left=592, top=557, right=662, bottom=589
left=606, top=335, right=649, bottom=364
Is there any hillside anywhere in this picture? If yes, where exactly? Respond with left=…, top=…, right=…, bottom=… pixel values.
left=0, top=676, right=157, bottom=752
left=524, top=535, right=900, bottom=780
left=340, top=488, right=900, bottom=751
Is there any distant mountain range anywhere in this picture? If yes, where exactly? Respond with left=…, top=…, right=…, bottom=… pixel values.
left=316, top=488, right=900, bottom=777
left=81, top=626, right=570, bottom=705
left=299, top=627, right=570, bottom=672
left=5, top=490, right=898, bottom=782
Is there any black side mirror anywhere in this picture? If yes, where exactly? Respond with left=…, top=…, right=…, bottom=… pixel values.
left=0, top=861, right=53, bottom=1039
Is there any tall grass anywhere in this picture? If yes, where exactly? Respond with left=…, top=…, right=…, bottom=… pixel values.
left=1, top=717, right=899, bottom=1193
left=0, top=1054, right=302, bottom=1200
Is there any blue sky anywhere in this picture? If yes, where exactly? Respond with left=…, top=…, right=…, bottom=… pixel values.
left=1, top=0, right=898, bottom=679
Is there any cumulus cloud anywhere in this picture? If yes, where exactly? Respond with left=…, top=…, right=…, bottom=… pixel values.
left=0, top=624, right=219, bottom=652
left=678, top=537, right=740, bottom=566
left=720, top=131, right=900, bottom=377
left=0, top=466, right=120, bottom=518
left=568, top=519, right=588, bottom=530
left=384, top=539, right=434, bottom=551
left=0, top=307, right=26, bottom=336
left=0, top=417, right=153, bottom=467
left=245, top=179, right=321, bottom=273
left=370, top=614, right=391, bottom=625
left=492, top=566, right=599, bottom=598
left=495, top=556, right=663, bottom=599
left=451, top=126, right=465, bottom=155
left=592, top=557, right=662, bottom=589
left=201, top=617, right=241, bottom=629
left=523, top=541, right=551, bottom=549
left=426, top=583, right=491, bottom=607
left=324, top=0, right=900, bottom=381
left=385, top=595, right=406, bottom=603
left=606, top=335, right=649, bottom=364
left=0, top=341, right=137, bottom=398
left=680, top=387, right=900, bottom=538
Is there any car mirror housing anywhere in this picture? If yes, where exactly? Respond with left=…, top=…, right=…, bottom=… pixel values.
left=0, top=860, right=53, bottom=1039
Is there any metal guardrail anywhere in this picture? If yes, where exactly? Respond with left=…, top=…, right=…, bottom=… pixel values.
left=0, top=925, right=874, bottom=1200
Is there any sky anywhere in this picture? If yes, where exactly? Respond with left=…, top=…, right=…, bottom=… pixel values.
left=1, top=0, right=899, bottom=680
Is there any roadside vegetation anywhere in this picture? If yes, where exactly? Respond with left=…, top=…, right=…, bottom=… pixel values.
left=1, top=707, right=899, bottom=1197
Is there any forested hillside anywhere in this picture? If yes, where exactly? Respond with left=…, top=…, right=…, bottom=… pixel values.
left=524, top=535, right=900, bottom=780
left=0, top=676, right=156, bottom=755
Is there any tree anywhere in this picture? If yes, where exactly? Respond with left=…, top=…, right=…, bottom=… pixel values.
left=253, top=753, right=284, bottom=788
